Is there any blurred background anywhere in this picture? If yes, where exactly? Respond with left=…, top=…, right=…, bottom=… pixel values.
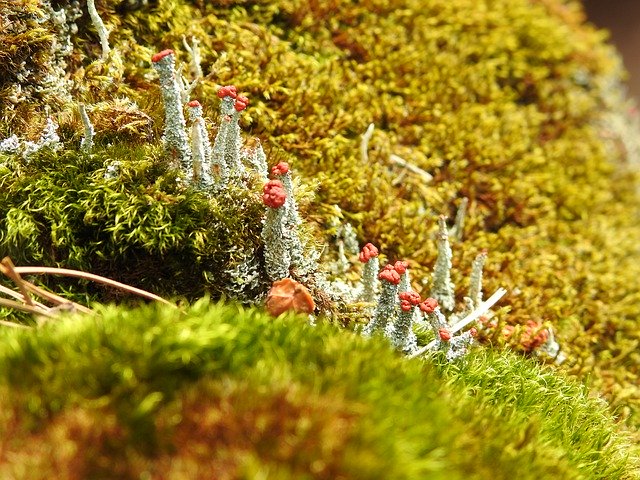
left=584, top=0, right=640, bottom=100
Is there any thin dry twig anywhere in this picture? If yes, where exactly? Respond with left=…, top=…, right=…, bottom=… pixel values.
left=0, top=297, right=55, bottom=318
left=0, top=257, right=35, bottom=307
left=21, top=282, right=92, bottom=314
left=408, top=288, right=508, bottom=359
left=0, top=284, right=30, bottom=303
left=0, top=258, right=176, bottom=328
left=360, top=123, right=375, bottom=164
left=389, top=154, right=434, bottom=182
left=13, top=266, right=175, bottom=307
left=0, top=283, right=50, bottom=310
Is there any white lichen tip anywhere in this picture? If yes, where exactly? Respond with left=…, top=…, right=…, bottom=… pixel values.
left=79, top=103, right=94, bottom=152
left=182, top=35, right=203, bottom=80
left=468, top=249, right=488, bottom=309
left=187, top=100, right=214, bottom=188
left=242, top=140, right=269, bottom=180
left=87, top=0, right=110, bottom=60
left=451, top=197, right=469, bottom=241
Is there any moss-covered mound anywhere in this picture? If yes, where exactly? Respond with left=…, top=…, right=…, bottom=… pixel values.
left=1, top=0, right=640, bottom=457
left=0, top=300, right=637, bottom=479
left=0, top=146, right=267, bottom=299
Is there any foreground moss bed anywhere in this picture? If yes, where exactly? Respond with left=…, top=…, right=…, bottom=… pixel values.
left=1, top=0, right=640, bottom=476
left=0, top=300, right=637, bottom=479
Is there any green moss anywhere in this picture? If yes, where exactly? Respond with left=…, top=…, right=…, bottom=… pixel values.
left=0, top=145, right=267, bottom=300
left=1, top=0, right=640, bottom=463
left=0, top=0, right=55, bottom=136
left=0, top=300, right=637, bottom=478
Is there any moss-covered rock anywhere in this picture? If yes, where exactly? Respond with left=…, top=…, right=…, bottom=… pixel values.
left=1, top=0, right=639, bottom=454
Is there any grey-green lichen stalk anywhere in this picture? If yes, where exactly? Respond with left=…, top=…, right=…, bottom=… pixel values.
left=151, top=49, right=192, bottom=174
left=430, top=215, right=455, bottom=311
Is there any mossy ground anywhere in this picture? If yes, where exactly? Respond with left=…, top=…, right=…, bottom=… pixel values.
left=0, top=145, right=268, bottom=300
left=0, top=300, right=637, bottom=479
left=1, top=0, right=640, bottom=475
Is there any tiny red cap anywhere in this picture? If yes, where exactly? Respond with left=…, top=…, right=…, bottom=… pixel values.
left=262, top=180, right=287, bottom=208
left=217, top=85, right=238, bottom=99
left=439, top=328, right=451, bottom=341
left=358, top=243, right=379, bottom=263
left=271, top=162, right=290, bottom=176
left=393, top=260, right=409, bottom=274
left=378, top=265, right=401, bottom=285
left=151, top=49, right=174, bottom=62
left=419, top=298, right=438, bottom=313
left=234, top=95, right=249, bottom=111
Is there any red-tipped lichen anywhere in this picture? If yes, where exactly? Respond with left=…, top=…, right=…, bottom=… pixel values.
left=151, top=49, right=174, bottom=63
left=358, top=243, right=379, bottom=263
left=217, top=85, right=238, bottom=99
left=419, top=298, right=438, bottom=314
left=263, top=180, right=287, bottom=209
left=399, top=290, right=421, bottom=312
left=378, top=264, right=401, bottom=285
left=271, top=162, right=290, bottom=176
left=234, top=95, right=249, bottom=111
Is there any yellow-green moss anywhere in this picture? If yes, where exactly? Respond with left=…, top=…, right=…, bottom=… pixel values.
left=0, top=300, right=637, bottom=478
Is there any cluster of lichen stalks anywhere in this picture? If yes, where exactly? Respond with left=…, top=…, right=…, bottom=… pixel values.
left=147, top=47, right=563, bottom=363
left=151, top=49, right=259, bottom=189
left=354, top=218, right=513, bottom=361
left=0, top=39, right=558, bottom=365
left=150, top=48, right=315, bottom=288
